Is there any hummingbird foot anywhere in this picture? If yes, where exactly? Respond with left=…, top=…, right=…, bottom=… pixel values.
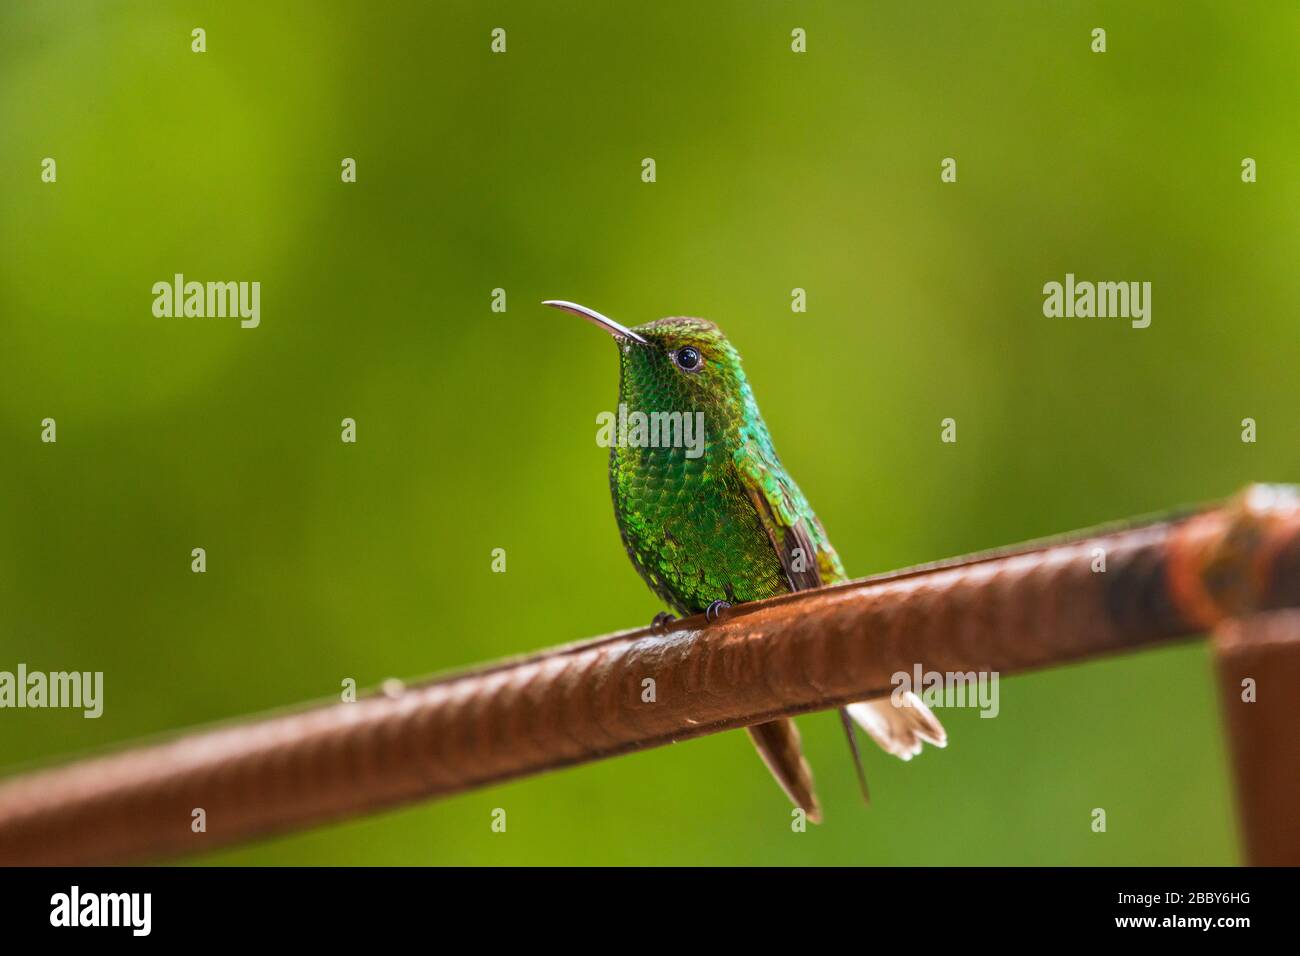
left=650, top=611, right=676, bottom=632
left=704, top=600, right=732, bottom=623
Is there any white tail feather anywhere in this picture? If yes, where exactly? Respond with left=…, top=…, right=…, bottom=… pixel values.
left=846, top=692, right=947, bottom=761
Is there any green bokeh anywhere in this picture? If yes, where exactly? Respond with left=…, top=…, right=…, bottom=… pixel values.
left=2, top=1, right=1297, bottom=865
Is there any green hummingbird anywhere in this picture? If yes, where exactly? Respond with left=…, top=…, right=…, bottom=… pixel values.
left=546, top=300, right=947, bottom=820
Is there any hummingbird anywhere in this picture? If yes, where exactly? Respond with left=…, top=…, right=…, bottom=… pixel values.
left=546, top=300, right=947, bottom=820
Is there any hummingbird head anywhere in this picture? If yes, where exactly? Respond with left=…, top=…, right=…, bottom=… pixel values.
left=543, top=300, right=756, bottom=439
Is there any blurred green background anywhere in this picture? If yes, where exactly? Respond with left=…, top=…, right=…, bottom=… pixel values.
left=2, top=0, right=1297, bottom=865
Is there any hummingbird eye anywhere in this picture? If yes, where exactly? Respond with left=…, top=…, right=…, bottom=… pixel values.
left=672, top=346, right=702, bottom=372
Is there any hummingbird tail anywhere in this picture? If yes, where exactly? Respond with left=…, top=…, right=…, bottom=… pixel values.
left=746, top=718, right=822, bottom=823
left=846, top=692, right=948, bottom=761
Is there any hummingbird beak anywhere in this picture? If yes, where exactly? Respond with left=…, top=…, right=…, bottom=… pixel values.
left=542, top=300, right=649, bottom=345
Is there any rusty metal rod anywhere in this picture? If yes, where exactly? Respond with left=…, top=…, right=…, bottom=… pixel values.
left=1, top=485, right=1296, bottom=865
left=1213, top=608, right=1300, bottom=865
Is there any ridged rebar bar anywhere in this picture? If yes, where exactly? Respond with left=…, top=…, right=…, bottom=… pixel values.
left=1, top=484, right=1296, bottom=865
left=1213, top=608, right=1300, bottom=865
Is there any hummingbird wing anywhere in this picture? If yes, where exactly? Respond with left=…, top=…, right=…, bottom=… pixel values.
left=729, top=439, right=848, bottom=815
left=732, top=439, right=847, bottom=589
left=733, top=438, right=946, bottom=805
